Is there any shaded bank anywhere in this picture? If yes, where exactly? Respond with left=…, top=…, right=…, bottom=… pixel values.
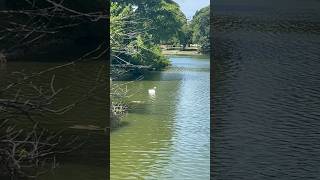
left=0, top=62, right=108, bottom=179
left=212, top=0, right=320, bottom=179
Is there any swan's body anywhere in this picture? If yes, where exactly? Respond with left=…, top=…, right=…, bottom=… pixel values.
left=148, top=87, right=156, bottom=96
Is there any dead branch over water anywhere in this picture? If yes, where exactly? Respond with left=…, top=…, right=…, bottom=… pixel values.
left=0, top=69, right=103, bottom=178
left=0, top=121, right=82, bottom=179
left=0, top=0, right=107, bottom=54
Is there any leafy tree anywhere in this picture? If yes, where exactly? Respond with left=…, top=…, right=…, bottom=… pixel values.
left=179, top=23, right=193, bottom=49
left=111, top=1, right=187, bottom=70
left=190, top=6, right=210, bottom=53
left=112, top=0, right=188, bottom=44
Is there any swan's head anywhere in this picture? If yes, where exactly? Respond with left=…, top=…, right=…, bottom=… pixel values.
left=153, top=87, right=157, bottom=89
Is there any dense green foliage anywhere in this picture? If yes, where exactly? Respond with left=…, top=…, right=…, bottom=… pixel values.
left=113, top=0, right=186, bottom=44
left=111, top=2, right=168, bottom=69
left=190, top=6, right=210, bottom=53
left=111, top=0, right=189, bottom=69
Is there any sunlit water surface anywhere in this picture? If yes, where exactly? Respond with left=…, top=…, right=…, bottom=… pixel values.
left=111, top=56, right=210, bottom=179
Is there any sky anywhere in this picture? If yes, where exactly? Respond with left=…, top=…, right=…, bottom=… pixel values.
left=173, top=0, right=210, bottom=20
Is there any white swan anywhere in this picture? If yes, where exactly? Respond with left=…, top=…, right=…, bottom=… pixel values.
left=148, top=87, right=156, bottom=96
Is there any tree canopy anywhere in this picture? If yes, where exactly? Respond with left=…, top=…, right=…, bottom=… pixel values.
left=111, top=1, right=211, bottom=74
left=110, top=0, right=188, bottom=71
left=190, top=5, right=210, bottom=53
left=112, top=0, right=187, bottom=44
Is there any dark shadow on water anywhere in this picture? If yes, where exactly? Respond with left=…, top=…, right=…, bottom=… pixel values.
left=111, top=121, right=131, bottom=132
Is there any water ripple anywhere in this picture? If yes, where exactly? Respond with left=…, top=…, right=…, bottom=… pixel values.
left=213, top=1, right=320, bottom=179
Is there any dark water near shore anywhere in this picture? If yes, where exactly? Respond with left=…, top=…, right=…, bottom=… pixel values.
left=0, top=62, right=107, bottom=180
left=111, top=56, right=210, bottom=179
left=213, top=0, right=320, bottom=179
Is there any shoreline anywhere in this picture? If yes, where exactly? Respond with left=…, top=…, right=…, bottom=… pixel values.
left=162, top=49, right=202, bottom=56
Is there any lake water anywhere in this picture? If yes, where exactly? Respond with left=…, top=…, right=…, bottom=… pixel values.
left=213, top=0, right=320, bottom=179
left=111, top=56, right=210, bottom=179
left=0, top=62, right=108, bottom=180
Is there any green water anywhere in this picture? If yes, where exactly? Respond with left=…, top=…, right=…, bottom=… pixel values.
left=111, top=56, right=210, bottom=179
